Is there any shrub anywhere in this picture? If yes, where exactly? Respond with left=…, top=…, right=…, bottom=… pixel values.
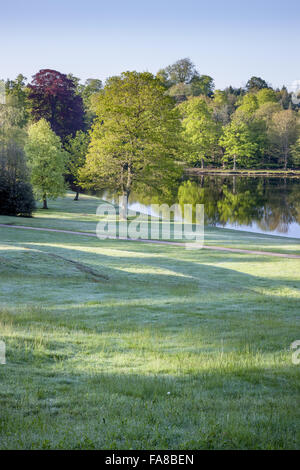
left=0, top=142, right=35, bottom=216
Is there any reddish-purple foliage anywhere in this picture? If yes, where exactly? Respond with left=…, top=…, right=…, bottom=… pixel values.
left=28, top=69, right=85, bottom=141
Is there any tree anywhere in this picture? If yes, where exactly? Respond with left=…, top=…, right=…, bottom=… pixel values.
left=277, top=86, right=292, bottom=110
left=67, top=75, right=103, bottom=128
left=235, top=94, right=259, bottom=119
left=256, top=88, right=278, bottom=106
left=269, top=110, right=299, bottom=169
left=219, top=121, right=258, bottom=169
left=291, top=138, right=300, bottom=167
left=156, top=68, right=170, bottom=88
left=246, top=76, right=269, bottom=92
left=0, top=142, right=35, bottom=216
left=179, top=97, right=220, bottom=168
left=64, top=130, right=90, bottom=200
left=0, top=101, right=27, bottom=146
left=212, top=90, right=237, bottom=125
left=190, top=75, right=215, bottom=97
left=225, top=86, right=245, bottom=97
left=28, top=69, right=85, bottom=141
left=81, top=79, right=103, bottom=104
left=79, top=71, right=183, bottom=218
left=165, top=58, right=197, bottom=85
left=254, top=102, right=281, bottom=125
left=25, top=119, right=69, bottom=209
left=168, top=82, right=192, bottom=103
left=157, top=59, right=215, bottom=102
left=0, top=106, right=35, bottom=217
left=5, top=74, right=29, bottom=127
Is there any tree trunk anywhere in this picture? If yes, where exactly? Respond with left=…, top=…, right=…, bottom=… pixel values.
left=201, top=158, right=204, bottom=169
left=74, top=191, right=79, bottom=201
left=233, top=155, right=237, bottom=171
left=284, top=149, right=288, bottom=170
left=119, top=164, right=132, bottom=220
left=120, top=191, right=129, bottom=220
left=43, top=197, right=48, bottom=209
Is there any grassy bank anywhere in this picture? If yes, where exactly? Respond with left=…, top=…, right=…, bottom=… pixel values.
left=0, top=193, right=299, bottom=449
left=1, top=192, right=299, bottom=256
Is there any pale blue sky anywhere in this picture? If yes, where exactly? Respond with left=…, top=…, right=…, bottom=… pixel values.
left=1, top=0, right=299, bottom=90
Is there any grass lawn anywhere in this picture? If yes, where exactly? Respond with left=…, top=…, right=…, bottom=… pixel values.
left=0, top=193, right=299, bottom=449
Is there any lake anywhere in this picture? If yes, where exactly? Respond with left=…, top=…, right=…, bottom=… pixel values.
left=98, top=174, right=300, bottom=239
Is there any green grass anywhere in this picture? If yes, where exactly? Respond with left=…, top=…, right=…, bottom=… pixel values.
left=1, top=192, right=299, bottom=255
left=0, top=193, right=299, bottom=449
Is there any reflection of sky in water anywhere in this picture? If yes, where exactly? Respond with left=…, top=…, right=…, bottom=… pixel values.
left=216, top=222, right=300, bottom=239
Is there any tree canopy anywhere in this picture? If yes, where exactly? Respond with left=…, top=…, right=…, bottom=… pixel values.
left=28, top=69, right=85, bottom=141
left=25, top=119, right=69, bottom=208
left=79, top=71, right=183, bottom=216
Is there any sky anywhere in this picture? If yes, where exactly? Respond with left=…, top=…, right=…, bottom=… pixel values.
left=1, top=0, right=300, bottom=90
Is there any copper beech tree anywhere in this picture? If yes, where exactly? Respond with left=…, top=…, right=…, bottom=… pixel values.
left=28, top=69, right=85, bottom=141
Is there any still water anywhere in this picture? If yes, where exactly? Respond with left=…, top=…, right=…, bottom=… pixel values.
left=99, top=175, right=300, bottom=239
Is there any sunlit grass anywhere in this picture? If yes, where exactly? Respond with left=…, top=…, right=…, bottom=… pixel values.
left=0, top=193, right=299, bottom=449
left=0, top=191, right=299, bottom=254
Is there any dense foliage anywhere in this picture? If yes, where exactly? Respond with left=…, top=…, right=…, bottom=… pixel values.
left=28, top=69, right=85, bottom=141
left=0, top=100, right=35, bottom=216
left=0, top=142, right=35, bottom=216
left=79, top=71, right=183, bottom=216
left=25, top=119, right=68, bottom=209
left=0, top=58, right=300, bottom=217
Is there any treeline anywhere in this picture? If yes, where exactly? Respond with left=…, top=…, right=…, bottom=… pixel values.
left=1, top=59, right=300, bottom=216
left=157, top=59, right=300, bottom=170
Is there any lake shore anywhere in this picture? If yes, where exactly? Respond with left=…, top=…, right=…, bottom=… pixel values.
left=185, top=168, right=300, bottom=178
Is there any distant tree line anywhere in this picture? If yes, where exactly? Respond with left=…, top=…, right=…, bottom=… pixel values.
left=0, top=59, right=299, bottom=216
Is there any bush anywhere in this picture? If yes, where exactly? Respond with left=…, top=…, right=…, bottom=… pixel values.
left=0, top=175, right=35, bottom=216
left=0, top=142, right=36, bottom=217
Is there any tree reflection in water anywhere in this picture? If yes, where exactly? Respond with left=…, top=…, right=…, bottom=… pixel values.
left=177, top=176, right=300, bottom=234
left=97, top=175, right=300, bottom=236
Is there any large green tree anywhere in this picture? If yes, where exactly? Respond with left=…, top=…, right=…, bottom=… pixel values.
left=165, top=58, right=197, bottom=85
left=25, top=119, right=69, bottom=209
left=79, top=71, right=183, bottom=217
left=157, top=58, right=214, bottom=102
left=219, top=121, right=258, bottom=169
left=246, top=76, right=269, bottom=92
left=179, top=97, right=220, bottom=168
left=269, top=110, right=299, bottom=169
